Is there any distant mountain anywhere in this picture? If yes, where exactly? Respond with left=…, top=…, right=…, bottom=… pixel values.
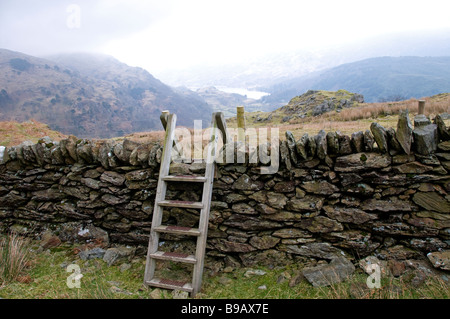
left=189, top=86, right=268, bottom=118
left=262, top=56, right=450, bottom=105
left=157, top=29, right=450, bottom=90
left=0, top=49, right=212, bottom=138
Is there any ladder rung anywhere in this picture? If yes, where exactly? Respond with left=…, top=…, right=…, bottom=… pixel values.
left=158, top=200, right=203, bottom=209
left=146, top=278, right=193, bottom=293
left=162, top=175, right=207, bottom=182
left=154, top=225, right=201, bottom=236
left=149, top=251, right=197, bottom=264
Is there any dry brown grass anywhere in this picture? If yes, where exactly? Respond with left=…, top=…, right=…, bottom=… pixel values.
left=0, top=232, right=32, bottom=285
left=336, top=94, right=450, bottom=122
left=0, top=119, right=67, bottom=147
left=238, top=93, right=450, bottom=139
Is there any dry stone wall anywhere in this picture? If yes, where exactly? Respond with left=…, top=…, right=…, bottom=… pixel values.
left=1, top=112, right=450, bottom=273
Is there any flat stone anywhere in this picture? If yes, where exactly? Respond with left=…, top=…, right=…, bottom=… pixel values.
left=286, top=195, right=324, bottom=212
left=40, top=232, right=62, bottom=249
left=307, top=135, right=317, bottom=158
left=326, top=132, right=339, bottom=155
left=211, top=239, right=257, bottom=253
left=224, top=193, right=247, bottom=203
left=223, top=214, right=282, bottom=230
left=323, top=206, right=378, bottom=224
left=76, top=140, right=94, bottom=163
left=249, top=235, right=280, bottom=250
left=301, top=180, right=339, bottom=195
left=284, top=242, right=345, bottom=259
left=392, top=154, right=415, bottom=164
left=369, top=221, right=439, bottom=238
left=438, top=141, right=450, bottom=151
left=285, top=131, right=299, bottom=164
left=272, top=228, right=312, bottom=239
left=435, top=114, right=450, bottom=140
left=427, top=250, right=450, bottom=270
left=339, top=173, right=363, bottom=186
left=149, top=288, right=163, bottom=299
left=363, top=130, right=375, bottom=152
left=280, top=140, right=292, bottom=170
left=414, top=114, right=431, bottom=127
left=412, top=192, right=450, bottom=213
left=335, top=152, right=391, bottom=172
left=337, top=132, right=352, bottom=155
left=351, top=131, right=365, bottom=153
left=303, top=257, right=355, bottom=287
left=413, top=124, right=438, bottom=155
left=32, top=188, right=66, bottom=201
left=79, top=247, right=106, bottom=260
left=377, top=244, right=422, bottom=260
left=103, top=246, right=136, bottom=266
left=239, top=250, right=290, bottom=268
left=113, top=139, right=140, bottom=163
left=396, top=109, right=414, bottom=154
left=231, top=202, right=257, bottom=215
left=295, top=216, right=344, bottom=233
left=233, top=174, right=264, bottom=191
left=315, top=130, right=328, bottom=160
left=60, top=136, right=78, bottom=162
left=100, top=171, right=126, bottom=186
left=361, top=198, right=414, bottom=212
left=325, top=230, right=380, bottom=255
left=370, top=122, right=388, bottom=153
left=273, top=181, right=295, bottom=193
left=80, top=177, right=101, bottom=190
left=124, top=169, right=152, bottom=181
left=262, top=210, right=303, bottom=221
left=296, top=133, right=309, bottom=160
left=266, top=192, right=288, bottom=209
left=393, top=162, right=433, bottom=174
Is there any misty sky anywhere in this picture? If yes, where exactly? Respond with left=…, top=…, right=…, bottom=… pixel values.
left=1, top=0, right=450, bottom=76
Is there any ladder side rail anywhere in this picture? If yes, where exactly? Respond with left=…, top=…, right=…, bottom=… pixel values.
left=144, top=113, right=177, bottom=283
left=191, top=113, right=219, bottom=295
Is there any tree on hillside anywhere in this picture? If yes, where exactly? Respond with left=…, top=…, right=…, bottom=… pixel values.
left=9, top=58, right=33, bottom=71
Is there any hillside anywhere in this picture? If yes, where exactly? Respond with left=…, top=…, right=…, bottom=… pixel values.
left=237, top=90, right=365, bottom=126
left=3, top=92, right=449, bottom=149
left=226, top=91, right=450, bottom=140
left=192, top=86, right=267, bottom=117
left=0, top=119, right=67, bottom=147
left=0, top=49, right=212, bottom=138
left=262, top=56, right=450, bottom=105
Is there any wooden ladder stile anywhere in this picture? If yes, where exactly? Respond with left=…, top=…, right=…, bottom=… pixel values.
left=144, top=111, right=227, bottom=297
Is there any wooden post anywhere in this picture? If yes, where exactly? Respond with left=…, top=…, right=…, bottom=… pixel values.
left=160, top=110, right=170, bottom=130
left=237, top=106, right=245, bottom=143
left=418, top=100, right=425, bottom=115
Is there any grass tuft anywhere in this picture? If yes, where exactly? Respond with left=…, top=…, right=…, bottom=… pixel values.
left=0, top=232, right=32, bottom=285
